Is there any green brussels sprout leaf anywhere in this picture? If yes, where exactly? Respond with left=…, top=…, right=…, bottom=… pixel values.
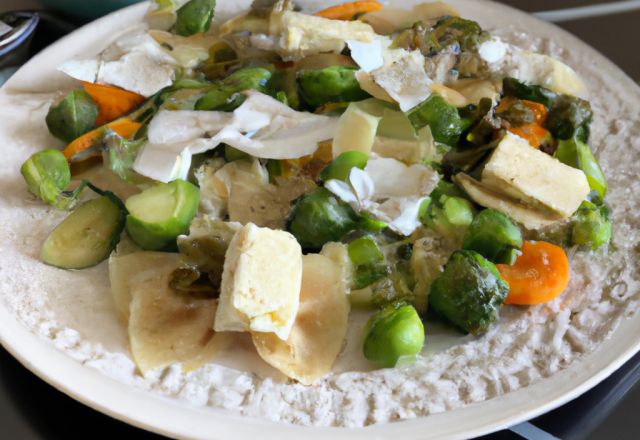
left=406, top=93, right=465, bottom=147
left=46, top=90, right=98, bottom=143
left=171, top=0, right=216, bottom=37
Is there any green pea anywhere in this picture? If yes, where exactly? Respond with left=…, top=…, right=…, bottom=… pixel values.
left=362, top=301, right=425, bottom=368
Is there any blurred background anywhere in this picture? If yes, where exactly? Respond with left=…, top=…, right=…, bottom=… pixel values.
left=0, top=0, right=639, bottom=439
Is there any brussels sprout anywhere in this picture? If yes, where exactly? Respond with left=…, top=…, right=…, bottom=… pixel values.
left=126, top=180, right=200, bottom=251
left=289, top=187, right=361, bottom=249
left=194, top=68, right=271, bottom=111
left=429, top=250, right=509, bottom=334
left=41, top=192, right=126, bottom=270
left=171, top=0, right=216, bottom=37
left=320, top=151, right=369, bottom=183
left=462, top=209, right=523, bottom=265
left=298, top=66, right=370, bottom=109
left=21, top=149, right=89, bottom=210
left=545, top=94, right=593, bottom=141
left=390, top=16, right=486, bottom=55
left=362, top=301, right=425, bottom=368
left=266, top=67, right=300, bottom=110
left=406, top=93, right=465, bottom=146
left=460, top=97, right=501, bottom=146
left=171, top=218, right=241, bottom=293
left=571, top=201, right=611, bottom=250
left=554, top=135, right=607, bottom=201
left=46, top=90, right=98, bottom=143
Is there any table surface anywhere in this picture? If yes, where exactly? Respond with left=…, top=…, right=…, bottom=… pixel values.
left=1, top=0, right=639, bottom=439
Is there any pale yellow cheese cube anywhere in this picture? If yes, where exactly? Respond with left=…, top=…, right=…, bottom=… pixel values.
left=482, top=133, right=590, bottom=217
left=215, top=223, right=302, bottom=340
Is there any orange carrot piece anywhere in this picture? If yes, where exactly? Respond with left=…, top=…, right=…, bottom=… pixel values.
left=62, top=119, right=142, bottom=160
left=81, top=81, right=146, bottom=125
left=497, top=241, right=570, bottom=305
left=108, top=120, right=142, bottom=140
left=507, top=124, right=549, bottom=149
left=495, top=96, right=517, bottom=114
left=314, top=1, right=383, bottom=20
left=521, top=100, right=547, bottom=124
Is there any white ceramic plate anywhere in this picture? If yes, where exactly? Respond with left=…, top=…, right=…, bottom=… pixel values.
left=1, top=1, right=640, bottom=439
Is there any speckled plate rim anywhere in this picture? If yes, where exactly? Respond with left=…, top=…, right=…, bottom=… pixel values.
left=1, top=1, right=640, bottom=439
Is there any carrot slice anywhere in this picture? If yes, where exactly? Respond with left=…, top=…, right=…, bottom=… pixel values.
left=314, top=1, right=383, bottom=20
left=507, top=124, right=549, bottom=149
left=62, top=119, right=142, bottom=160
left=521, top=100, right=547, bottom=124
left=81, top=81, right=146, bottom=125
left=497, top=241, right=570, bottom=305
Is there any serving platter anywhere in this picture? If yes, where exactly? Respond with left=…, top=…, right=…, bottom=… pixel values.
left=1, top=0, right=640, bottom=439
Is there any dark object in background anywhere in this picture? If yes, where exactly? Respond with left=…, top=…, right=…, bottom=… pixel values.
left=38, top=0, right=143, bottom=19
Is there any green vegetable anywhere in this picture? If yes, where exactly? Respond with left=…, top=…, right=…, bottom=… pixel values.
left=194, top=67, right=271, bottom=111
left=571, top=201, right=611, bottom=250
left=443, top=197, right=475, bottom=226
left=46, top=90, right=98, bottom=143
left=21, top=149, right=88, bottom=210
left=107, top=137, right=149, bottom=184
left=320, top=151, right=369, bottom=182
left=225, top=144, right=249, bottom=161
left=171, top=218, right=241, bottom=293
left=554, top=135, right=607, bottom=201
left=171, top=0, right=216, bottom=37
left=348, top=236, right=384, bottom=266
left=266, top=67, right=300, bottom=110
left=289, top=187, right=361, bottom=249
left=406, top=94, right=465, bottom=147
left=41, top=193, right=127, bottom=269
left=502, top=78, right=555, bottom=109
left=276, top=91, right=289, bottom=106
left=420, top=181, right=476, bottom=240
left=460, top=97, right=501, bottom=146
left=461, top=209, right=523, bottom=265
left=349, top=236, right=388, bottom=290
left=352, top=261, right=390, bottom=291
left=390, top=16, right=487, bottom=55
left=126, top=180, right=200, bottom=251
left=545, top=94, right=593, bottom=140
left=298, top=66, right=370, bottom=109
left=429, top=250, right=509, bottom=334
left=362, top=301, right=425, bottom=368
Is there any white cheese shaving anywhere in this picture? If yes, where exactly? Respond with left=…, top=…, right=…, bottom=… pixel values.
left=325, top=158, right=439, bottom=236
left=371, top=48, right=433, bottom=111
left=97, top=51, right=175, bottom=97
left=347, top=39, right=384, bottom=72
left=57, top=60, right=101, bottom=83
left=478, top=37, right=507, bottom=64
left=134, top=91, right=337, bottom=182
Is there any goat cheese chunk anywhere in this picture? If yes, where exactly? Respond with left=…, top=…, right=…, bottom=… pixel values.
left=481, top=133, right=591, bottom=217
left=215, top=223, right=302, bottom=341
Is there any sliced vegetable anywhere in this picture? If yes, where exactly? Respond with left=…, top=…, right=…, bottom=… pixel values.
left=314, top=1, right=383, bottom=20
left=497, top=240, right=569, bottom=305
left=298, top=66, right=371, bottom=109
left=171, top=218, right=241, bottom=293
left=171, top=0, right=216, bottom=37
left=107, top=137, right=149, bottom=184
left=362, top=301, right=424, bottom=368
left=429, top=250, right=509, bottom=334
left=126, top=180, right=200, bottom=251
left=194, top=67, right=271, bottom=111
left=288, top=187, right=361, bottom=249
left=554, top=134, right=607, bottom=201
left=571, top=201, right=611, bottom=250
left=407, top=93, right=465, bottom=147
left=81, top=81, right=146, bottom=125
left=21, top=149, right=90, bottom=210
left=461, top=209, right=523, bottom=265
left=348, top=236, right=384, bottom=266
left=46, top=90, right=98, bottom=143
left=41, top=193, right=127, bottom=269
left=320, top=151, right=369, bottom=182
